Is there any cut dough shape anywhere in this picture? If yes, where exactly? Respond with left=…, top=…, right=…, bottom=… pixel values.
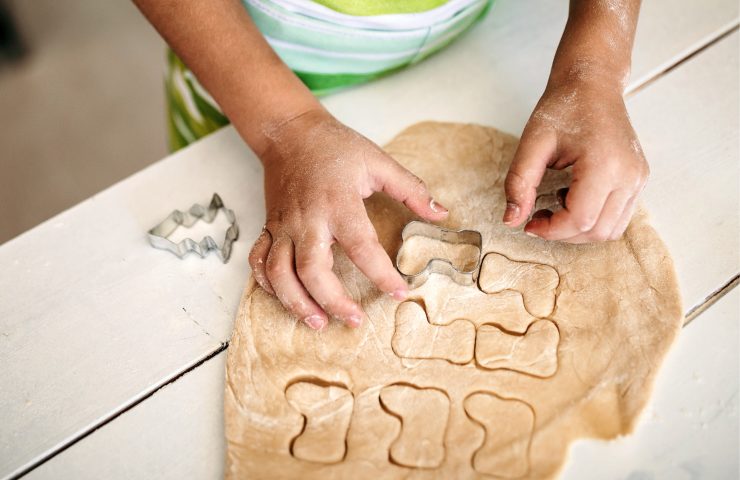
left=225, top=122, right=684, bottom=480
left=479, top=253, right=560, bottom=318
left=464, top=392, right=535, bottom=478
left=396, top=234, right=480, bottom=275
left=285, top=381, right=353, bottom=464
left=392, top=301, right=475, bottom=364
left=413, top=276, right=537, bottom=332
left=476, top=320, right=560, bottom=377
left=379, top=384, right=449, bottom=469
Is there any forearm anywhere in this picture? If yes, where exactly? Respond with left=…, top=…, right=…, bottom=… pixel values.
left=132, top=0, right=321, bottom=156
left=548, top=0, right=641, bottom=92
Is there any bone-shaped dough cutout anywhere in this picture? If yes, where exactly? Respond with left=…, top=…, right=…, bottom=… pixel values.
left=285, top=381, right=353, bottom=464
left=411, top=277, right=537, bottom=332
left=478, top=253, right=560, bottom=318
left=392, top=301, right=475, bottom=364
left=475, top=319, right=560, bottom=377
left=379, top=384, right=449, bottom=469
left=464, top=392, right=535, bottom=478
left=396, top=234, right=480, bottom=276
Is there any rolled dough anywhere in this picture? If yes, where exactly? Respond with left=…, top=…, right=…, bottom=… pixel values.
left=225, top=122, right=683, bottom=479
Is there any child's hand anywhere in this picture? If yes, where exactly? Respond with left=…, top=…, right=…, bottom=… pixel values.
left=249, top=108, right=448, bottom=330
left=502, top=78, right=649, bottom=243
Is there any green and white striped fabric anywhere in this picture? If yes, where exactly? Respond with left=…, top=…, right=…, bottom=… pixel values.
left=166, top=0, right=494, bottom=150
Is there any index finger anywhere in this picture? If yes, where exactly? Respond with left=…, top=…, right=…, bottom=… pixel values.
left=332, top=206, right=408, bottom=301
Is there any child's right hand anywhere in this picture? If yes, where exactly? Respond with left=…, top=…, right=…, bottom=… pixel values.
left=248, top=108, right=448, bottom=331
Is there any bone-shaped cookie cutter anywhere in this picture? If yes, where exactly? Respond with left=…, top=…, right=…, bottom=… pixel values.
left=531, top=187, right=569, bottom=220
left=147, top=193, right=239, bottom=263
left=396, top=221, right=483, bottom=289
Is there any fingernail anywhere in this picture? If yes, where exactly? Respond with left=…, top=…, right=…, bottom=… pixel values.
left=390, top=289, right=408, bottom=301
left=429, top=198, right=448, bottom=215
left=525, top=231, right=539, bottom=238
left=346, top=314, right=363, bottom=328
left=503, top=202, right=519, bottom=224
left=303, top=315, right=326, bottom=330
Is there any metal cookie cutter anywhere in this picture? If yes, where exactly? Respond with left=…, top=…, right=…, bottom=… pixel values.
left=531, top=187, right=569, bottom=219
left=395, top=220, right=483, bottom=289
left=147, top=193, right=239, bottom=263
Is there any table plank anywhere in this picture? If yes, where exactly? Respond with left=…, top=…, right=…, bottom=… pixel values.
left=561, top=288, right=739, bottom=479
left=1, top=0, right=737, bottom=478
left=630, top=30, right=739, bottom=314
left=26, top=352, right=227, bottom=480
left=628, top=1, right=738, bottom=92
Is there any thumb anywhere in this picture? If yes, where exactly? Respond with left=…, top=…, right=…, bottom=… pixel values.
left=503, top=128, right=556, bottom=227
left=373, top=156, right=448, bottom=222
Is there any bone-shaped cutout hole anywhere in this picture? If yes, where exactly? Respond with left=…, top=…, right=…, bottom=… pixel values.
left=379, top=384, right=450, bottom=469
left=464, top=392, right=535, bottom=478
left=285, top=380, right=353, bottom=464
left=478, top=253, right=560, bottom=318
left=396, top=234, right=480, bottom=276
left=392, top=301, right=475, bottom=364
left=475, top=319, right=560, bottom=377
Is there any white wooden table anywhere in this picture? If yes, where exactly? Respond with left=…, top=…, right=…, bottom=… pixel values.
left=1, top=1, right=738, bottom=478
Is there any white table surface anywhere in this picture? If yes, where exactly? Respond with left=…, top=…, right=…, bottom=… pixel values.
left=1, top=0, right=738, bottom=478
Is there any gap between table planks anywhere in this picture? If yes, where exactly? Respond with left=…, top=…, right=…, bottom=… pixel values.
left=2, top=0, right=738, bottom=478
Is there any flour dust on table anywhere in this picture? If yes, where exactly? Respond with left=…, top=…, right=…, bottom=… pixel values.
left=224, top=122, right=683, bottom=479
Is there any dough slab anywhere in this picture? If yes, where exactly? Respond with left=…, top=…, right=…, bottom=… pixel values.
left=225, top=122, right=683, bottom=479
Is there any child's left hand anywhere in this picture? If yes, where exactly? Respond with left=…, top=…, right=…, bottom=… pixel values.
left=502, top=77, right=649, bottom=243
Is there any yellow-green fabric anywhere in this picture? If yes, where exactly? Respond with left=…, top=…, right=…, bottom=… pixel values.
left=165, top=51, right=229, bottom=151
left=313, top=0, right=448, bottom=15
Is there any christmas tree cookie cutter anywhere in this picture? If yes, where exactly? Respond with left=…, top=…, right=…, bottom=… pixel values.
left=147, top=193, right=239, bottom=263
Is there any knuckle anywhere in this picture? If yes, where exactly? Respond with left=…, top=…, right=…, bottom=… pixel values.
left=265, top=257, right=287, bottom=280
left=639, top=164, right=651, bottom=185
left=575, top=217, right=597, bottom=232
left=504, top=170, right=524, bottom=190
left=282, top=299, right=306, bottom=318
left=295, top=260, right=322, bottom=285
left=626, top=167, right=649, bottom=191
left=248, top=231, right=271, bottom=262
left=248, top=247, right=265, bottom=268
left=407, top=173, right=427, bottom=193
left=345, top=237, right=377, bottom=260
left=376, top=274, right=400, bottom=292
left=504, top=170, right=534, bottom=201
left=247, top=252, right=259, bottom=269
left=325, top=297, right=354, bottom=316
left=604, top=157, right=624, bottom=176
left=642, top=162, right=651, bottom=178
left=294, top=252, right=318, bottom=272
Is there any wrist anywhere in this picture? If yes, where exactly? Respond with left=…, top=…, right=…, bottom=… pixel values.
left=256, top=106, right=334, bottom=164
left=547, top=56, right=630, bottom=95
left=230, top=94, right=325, bottom=160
